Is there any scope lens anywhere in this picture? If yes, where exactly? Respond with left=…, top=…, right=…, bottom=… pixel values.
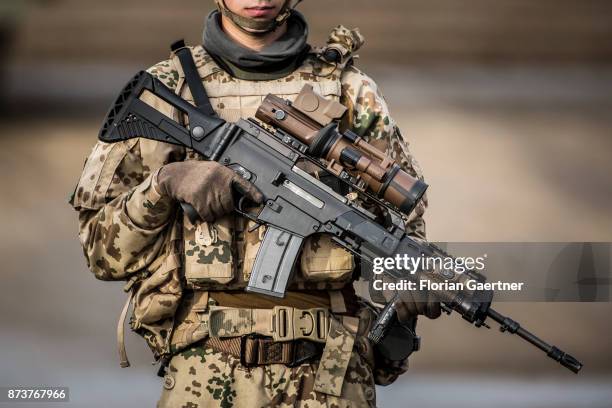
left=384, top=171, right=428, bottom=214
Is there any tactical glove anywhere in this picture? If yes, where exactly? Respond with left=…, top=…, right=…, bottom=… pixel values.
left=156, top=160, right=263, bottom=223
left=394, top=286, right=441, bottom=321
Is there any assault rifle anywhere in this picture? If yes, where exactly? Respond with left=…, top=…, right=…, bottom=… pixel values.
left=98, top=71, right=582, bottom=373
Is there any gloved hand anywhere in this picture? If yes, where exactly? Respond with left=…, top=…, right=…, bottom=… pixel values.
left=156, top=160, right=263, bottom=222
left=393, top=286, right=441, bottom=321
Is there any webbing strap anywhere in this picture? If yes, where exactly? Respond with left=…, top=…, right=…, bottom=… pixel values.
left=203, top=336, right=323, bottom=367
left=208, top=305, right=330, bottom=343
left=117, top=290, right=134, bottom=368
left=328, top=290, right=347, bottom=314
left=314, top=317, right=356, bottom=397
left=170, top=39, right=216, bottom=117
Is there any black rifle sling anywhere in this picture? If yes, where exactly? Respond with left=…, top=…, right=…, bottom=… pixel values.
left=170, top=40, right=219, bottom=224
left=171, top=40, right=216, bottom=117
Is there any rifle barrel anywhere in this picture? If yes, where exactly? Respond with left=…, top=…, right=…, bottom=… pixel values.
left=487, top=308, right=583, bottom=373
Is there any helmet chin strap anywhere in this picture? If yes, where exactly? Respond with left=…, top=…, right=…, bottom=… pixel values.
left=216, top=0, right=302, bottom=35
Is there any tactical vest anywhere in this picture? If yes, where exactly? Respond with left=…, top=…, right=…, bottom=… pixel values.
left=112, top=34, right=393, bottom=395
left=130, top=46, right=363, bottom=396
left=167, top=45, right=356, bottom=294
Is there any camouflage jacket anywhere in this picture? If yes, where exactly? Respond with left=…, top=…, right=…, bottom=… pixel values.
left=70, top=34, right=427, bottom=385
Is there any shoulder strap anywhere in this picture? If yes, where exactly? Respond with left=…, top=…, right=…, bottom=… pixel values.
left=170, top=39, right=216, bottom=117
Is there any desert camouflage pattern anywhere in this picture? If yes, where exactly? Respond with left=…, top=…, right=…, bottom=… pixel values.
left=322, top=25, right=365, bottom=66
left=71, top=29, right=426, bottom=400
left=161, top=45, right=343, bottom=122
left=183, top=215, right=235, bottom=287
left=151, top=45, right=357, bottom=292
left=169, top=291, right=213, bottom=354
left=299, top=234, right=354, bottom=281
left=339, top=65, right=428, bottom=240
left=313, top=318, right=355, bottom=396
left=208, top=308, right=250, bottom=338
left=130, top=252, right=183, bottom=356
left=157, top=341, right=376, bottom=408
left=72, top=138, right=183, bottom=281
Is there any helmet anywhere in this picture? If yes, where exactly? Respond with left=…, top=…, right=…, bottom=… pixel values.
left=214, top=0, right=302, bottom=34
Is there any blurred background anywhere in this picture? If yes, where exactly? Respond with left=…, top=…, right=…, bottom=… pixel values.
left=1, top=0, right=611, bottom=407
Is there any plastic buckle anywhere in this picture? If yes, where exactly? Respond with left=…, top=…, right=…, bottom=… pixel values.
left=295, top=308, right=329, bottom=343
left=271, top=306, right=293, bottom=342
left=271, top=306, right=329, bottom=343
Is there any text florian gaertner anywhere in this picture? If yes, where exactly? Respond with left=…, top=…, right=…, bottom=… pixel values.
left=370, top=253, right=525, bottom=292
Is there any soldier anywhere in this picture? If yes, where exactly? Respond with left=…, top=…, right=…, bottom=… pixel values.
left=70, top=0, right=441, bottom=406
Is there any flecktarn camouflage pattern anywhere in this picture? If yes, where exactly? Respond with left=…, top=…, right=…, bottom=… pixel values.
left=157, top=342, right=376, bottom=408
left=183, top=215, right=235, bottom=287
left=71, top=25, right=428, bottom=407
left=321, top=25, right=365, bottom=66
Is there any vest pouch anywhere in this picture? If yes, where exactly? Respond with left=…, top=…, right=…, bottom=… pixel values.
left=183, top=214, right=236, bottom=287
left=300, top=234, right=355, bottom=281
left=130, top=252, right=182, bottom=358
left=132, top=253, right=182, bottom=325
left=169, top=291, right=212, bottom=354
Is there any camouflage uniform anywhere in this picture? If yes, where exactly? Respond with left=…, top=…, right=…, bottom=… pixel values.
left=71, top=26, right=427, bottom=408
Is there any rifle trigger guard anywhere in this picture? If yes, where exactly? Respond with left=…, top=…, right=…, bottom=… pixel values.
left=235, top=196, right=263, bottom=229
